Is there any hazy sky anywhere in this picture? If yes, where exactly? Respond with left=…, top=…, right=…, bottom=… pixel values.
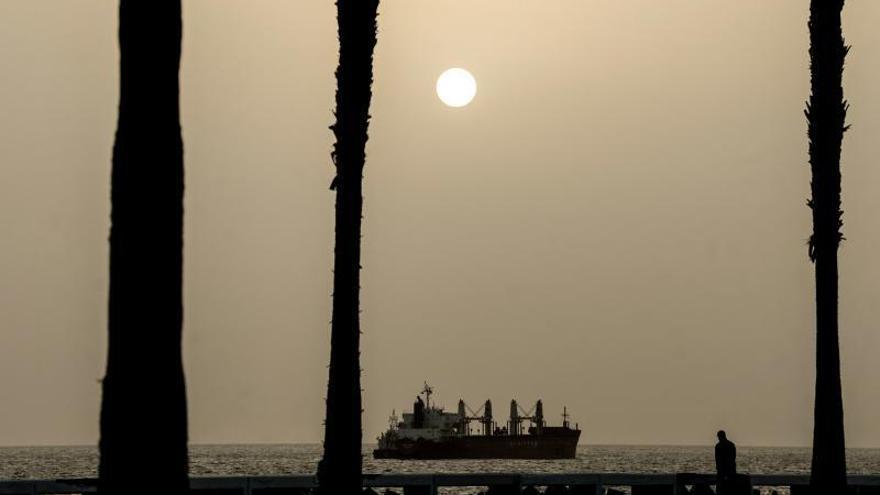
left=2, top=1, right=880, bottom=448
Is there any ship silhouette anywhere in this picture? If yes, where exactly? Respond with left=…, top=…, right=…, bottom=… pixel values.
left=374, top=383, right=581, bottom=459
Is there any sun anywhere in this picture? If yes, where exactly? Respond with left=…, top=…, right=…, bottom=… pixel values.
left=436, top=68, right=477, bottom=108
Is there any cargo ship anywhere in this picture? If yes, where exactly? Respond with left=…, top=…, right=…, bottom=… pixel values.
left=373, top=383, right=581, bottom=459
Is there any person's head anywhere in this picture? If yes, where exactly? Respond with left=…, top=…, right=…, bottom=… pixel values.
left=717, top=430, right=727, bottom=441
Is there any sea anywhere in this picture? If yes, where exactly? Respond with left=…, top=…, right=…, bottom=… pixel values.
left=2, top=444, right=879, bottom=493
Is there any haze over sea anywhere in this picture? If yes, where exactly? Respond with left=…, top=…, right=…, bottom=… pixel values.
left=3, top=444, right=880, bottom=481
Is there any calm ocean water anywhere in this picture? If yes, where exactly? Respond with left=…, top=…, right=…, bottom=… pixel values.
left=2, top=444, right=880, bottom=482
left=0, top=444, right=880, bottom=495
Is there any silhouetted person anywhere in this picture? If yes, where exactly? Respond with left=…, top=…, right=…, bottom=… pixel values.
left=715, top=430, right=737, bottom=494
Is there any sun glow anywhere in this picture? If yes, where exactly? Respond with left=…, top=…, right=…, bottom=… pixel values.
left=436, top=68, right=477, bottom=108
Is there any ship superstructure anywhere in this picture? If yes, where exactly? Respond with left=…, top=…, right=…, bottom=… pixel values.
left=374, top=383, right=581, bottom=459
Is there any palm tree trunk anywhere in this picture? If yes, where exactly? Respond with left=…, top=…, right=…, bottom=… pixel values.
left=317, top=0, right=379, bottom=493
left=807, top=1, right=848, bottom=493
left=99, top=2, right=189, bottom=494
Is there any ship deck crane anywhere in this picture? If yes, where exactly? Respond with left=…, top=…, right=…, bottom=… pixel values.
left=509, top=399, right=546, bottom=436
left=456, top=399, right=495, bottom=436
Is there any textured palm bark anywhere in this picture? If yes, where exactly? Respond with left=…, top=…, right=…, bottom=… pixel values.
left=806, top=1, right=848, bottom=494
left=317, top=0, right=379, bottom=493
left=98, top=2, right=189, bottom=494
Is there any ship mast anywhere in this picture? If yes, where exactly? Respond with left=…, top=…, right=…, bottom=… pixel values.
left=388, top=410, right=398, bottom=430
left=421, top=381, right=433, bottom=410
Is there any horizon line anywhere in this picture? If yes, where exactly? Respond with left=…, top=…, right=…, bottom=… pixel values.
left=2, top=441, right=877, bottom=450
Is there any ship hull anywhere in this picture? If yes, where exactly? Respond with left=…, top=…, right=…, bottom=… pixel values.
left=373, top=431, right=580, bottom=460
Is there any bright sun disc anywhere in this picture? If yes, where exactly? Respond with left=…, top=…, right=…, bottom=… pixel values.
left=436, top=68, right=477, bottom=107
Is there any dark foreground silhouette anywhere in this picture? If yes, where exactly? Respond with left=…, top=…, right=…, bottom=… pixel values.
left=712, top=431, right=768, bottom=495
left=806, top=1, right=849, bottom=494
left=98, top=2, right=189, bottom=494
left=715, top=430, right=736, bottom=481
left=317, top=0, right=380, bottom=493
left=715, top=430, right=749, bottom=495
